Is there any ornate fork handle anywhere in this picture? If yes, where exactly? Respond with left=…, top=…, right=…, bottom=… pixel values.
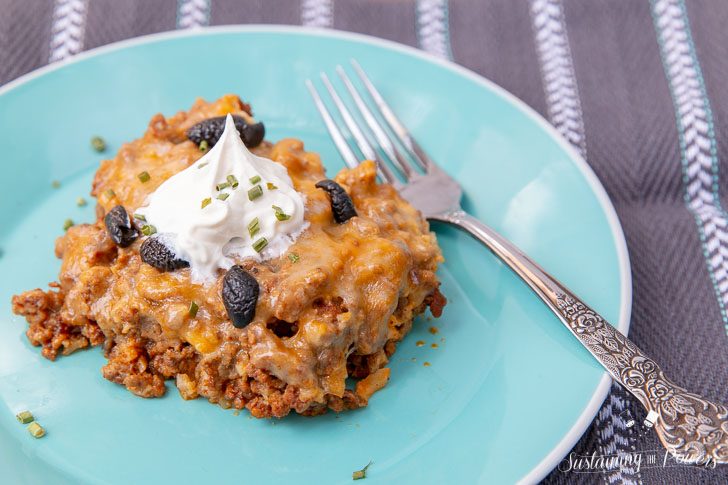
left=432, top=209, right=728, bottom=466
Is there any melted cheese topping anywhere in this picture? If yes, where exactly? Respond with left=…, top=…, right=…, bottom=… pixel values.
left=61, top=95, right=445, bottom=409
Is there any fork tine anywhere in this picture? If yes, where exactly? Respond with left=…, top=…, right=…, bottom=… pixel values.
left=305, top=80, right=359, bottom=169
left=350, top=59, right=432, bottom=171
left=336, top=66, right=416, bottom=180
left=320, top=73, right=397, bottom=184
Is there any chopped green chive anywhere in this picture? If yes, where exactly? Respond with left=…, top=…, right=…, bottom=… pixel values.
left=247, top=185, right=263, bottom=201
left=137, top=171, right=151, bottom=183
left=63, top=219, right=74, bottom=231
left=249, top=175, right=261, bottom=185
left=247, top=218, right=260, bottom=237
left=252, top=237, right=268, bottom=253
left=287, top=252, right=300, bottom=263
left=16, top=411, right=34, bottom=424
left=188, top=301, right=199, bottom=318
left=104, top=189, right=115, bottom=199
left=27, top=422, right=45, bottom=438
left=201, top=197, right=212, bottom=209
left=91, top=136, right=106, bottom=152
left=198, top=161, right=209, bottom=169
left=216, top=182, right=230, bottom=191
left=227, top=175, right=239, bottom=188
left=266, top=182, right=278, bottom=190
left=51, top=180, right=61, bottom=189
left=217, top=193, right=230, bottom=201
left=141, top=224, right=157, bottom=236
left=272, top=205, right=291, bottom=221
left=352, top=461, right=372, bottom=480
left=199, top=140, right=209, bottom=152
left=76, top=197, right=87, bottom=207
left=133, top=213, right=146, bottom=222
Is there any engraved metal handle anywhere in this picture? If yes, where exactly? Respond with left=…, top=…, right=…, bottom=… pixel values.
left=431, top=209, right=728, bottom=466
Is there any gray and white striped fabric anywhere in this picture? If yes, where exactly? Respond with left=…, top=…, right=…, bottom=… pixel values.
left=1, top=0, right=727, bottom=483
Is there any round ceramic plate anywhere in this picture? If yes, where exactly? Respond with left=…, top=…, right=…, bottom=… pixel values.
left=0, top=27, right=630, bottom=484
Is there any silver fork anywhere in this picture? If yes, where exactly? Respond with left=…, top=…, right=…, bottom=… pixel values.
left=306, top=60, right=728, bottom=466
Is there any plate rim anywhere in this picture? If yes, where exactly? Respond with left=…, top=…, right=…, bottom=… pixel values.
left=0, top=25, right=632, bottom=484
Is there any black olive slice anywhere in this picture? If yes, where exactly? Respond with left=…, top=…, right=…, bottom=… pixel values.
left=104, top=205, right=139, bottom=248
left=222, top=265, right=260, bottom=328
left=315, top=179, right=357, bottom=223
left=186, top=115, right=265, bottom=148
left=241, top=121, right=265, bottom=148
left=140, top=234, right=190, bottom=271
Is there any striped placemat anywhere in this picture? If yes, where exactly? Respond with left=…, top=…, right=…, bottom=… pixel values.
left=1, top=0, right=726, bottom=482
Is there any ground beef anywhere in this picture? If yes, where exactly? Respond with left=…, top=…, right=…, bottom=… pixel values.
left=427, top=286, right=447, bottom=318
left=12, top=279, right=446, bottom=415
left=12, top=287, right=104, bottom=360
left=101, top=335, right=166, bottom=398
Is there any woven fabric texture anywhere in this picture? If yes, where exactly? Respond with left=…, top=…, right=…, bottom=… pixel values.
left=1, top=0, right=727, bottom=482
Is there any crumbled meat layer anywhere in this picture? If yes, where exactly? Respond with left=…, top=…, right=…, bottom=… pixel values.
left=12, top=95, right=446, bottom=418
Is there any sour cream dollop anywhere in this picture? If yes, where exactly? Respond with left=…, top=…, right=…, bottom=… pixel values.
left=135, top=114, right=307, bottom=282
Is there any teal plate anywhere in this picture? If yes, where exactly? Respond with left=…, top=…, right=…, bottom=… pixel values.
left=0, top=27, right=630, bottom=484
